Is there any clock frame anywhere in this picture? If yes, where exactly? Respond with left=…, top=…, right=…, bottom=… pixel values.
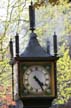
left=9, top=2, right=60, bottom=107
left=13, top=57, right=58, bottom=107
left=19, top=61, right=55, bottom=97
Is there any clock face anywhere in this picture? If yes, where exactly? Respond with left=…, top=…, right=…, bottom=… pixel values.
left=23, top=65, right=50, bottom=95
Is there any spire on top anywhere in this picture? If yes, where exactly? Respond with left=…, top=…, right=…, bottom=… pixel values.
left=29, top=1, right=35, bottom=32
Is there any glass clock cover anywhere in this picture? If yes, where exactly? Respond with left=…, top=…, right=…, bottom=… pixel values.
left=23, top=65, right=51, bottom=95
left=19, top=62, right=55, bottom=97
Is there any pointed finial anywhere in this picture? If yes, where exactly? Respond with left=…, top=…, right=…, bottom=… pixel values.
left=16, top=32, right=19, bottom=37
left=9, top=38, right=14, bottom=59
left=10, top=37, right=12, bottom=41
left=31, top=0, right=33, bottom=5
left=15, top=33, right=19, bottom=57
left=47, top=39, right=50, bottom=55
left=54, top=32, right=56, bottom=36
left=29, top=1, right=35, bottom=32
left=53, top=32, right=57, bottom=56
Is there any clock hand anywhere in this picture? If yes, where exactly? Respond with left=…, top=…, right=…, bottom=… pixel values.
left=33, top=76, right=44, bottom=91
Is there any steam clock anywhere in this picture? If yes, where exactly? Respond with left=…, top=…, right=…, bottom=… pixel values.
left=9, top=2, right=59, bottom=108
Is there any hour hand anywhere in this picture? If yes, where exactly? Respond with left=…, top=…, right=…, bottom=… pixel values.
left=33, top=76, right=44, bottom=91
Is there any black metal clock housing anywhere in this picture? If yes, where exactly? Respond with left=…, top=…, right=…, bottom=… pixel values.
left=9, top=2, right=59, bottom=108
left=11, top=30, right=59, bottom=108
left=13, top=56, right=59, bottom=108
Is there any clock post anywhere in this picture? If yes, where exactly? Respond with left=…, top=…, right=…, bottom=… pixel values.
left=9, top=2, right=60, bottom=108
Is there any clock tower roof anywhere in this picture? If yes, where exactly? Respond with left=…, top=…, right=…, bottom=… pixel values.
left=20, top=32, right=51, bottom=57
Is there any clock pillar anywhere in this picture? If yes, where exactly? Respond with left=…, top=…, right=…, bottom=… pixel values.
left=9, top=2, right=60, bottom=108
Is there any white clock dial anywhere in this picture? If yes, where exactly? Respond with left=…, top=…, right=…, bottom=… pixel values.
left=23, top=65, right=50, bottom=94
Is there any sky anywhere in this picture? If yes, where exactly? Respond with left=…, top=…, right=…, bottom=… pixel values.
left=0, top=0, right=8, bottom=20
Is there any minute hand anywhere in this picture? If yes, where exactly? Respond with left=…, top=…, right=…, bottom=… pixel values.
left=34, top=76, right=44, bottom=91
